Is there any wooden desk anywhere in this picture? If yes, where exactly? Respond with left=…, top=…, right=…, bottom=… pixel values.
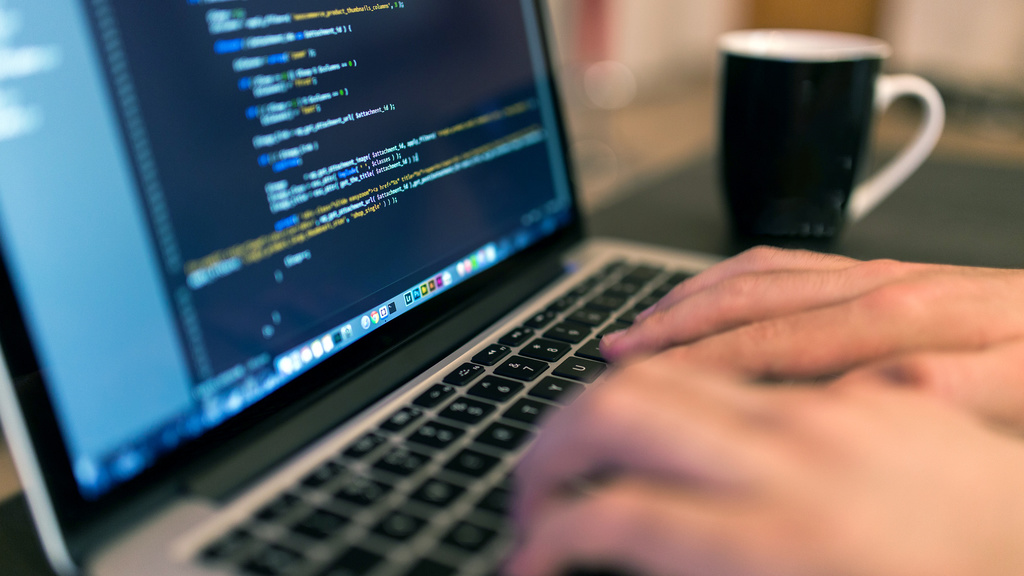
left=2, top=154, right=1023, bottom=575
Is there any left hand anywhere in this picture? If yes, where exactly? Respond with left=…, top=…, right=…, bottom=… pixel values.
left=507, top=353, right=1024, bottom=576
left=599, top=246, right=1024, bottom=431
left=602, top=247, right=1024, bottom=377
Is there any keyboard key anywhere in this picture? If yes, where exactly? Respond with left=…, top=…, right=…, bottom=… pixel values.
left=467, top=376, right=524, bottom=403
left=618, top=309, right=642, bottom=324
left=413, top=384, right=457, bottom=409
left=626, top=265, right=663, bottom=281
left=520, top=339, right=571, bottom=362
left=374, top=447, right=430, bottom=476
left=567, top=308, right=608, bottom=327
left=476, top=422, right=532, bottom=452
left=445, top=449, right=500, bottom=478
left=499, top=327, right=534, bottom=347
left=202, top=529, right=253, bottom=560
left=408, top=421, right=465, bottom=450
left=373, top=511, right=426, bottom=541
left=547, top=295, right=578, bottom=312
left=529, top=377, right=584, bottom=405
left=256, top=493, right=302, bottom=522
left=634, top=294, right=661, bottom=310
left=241, top=544, right=303, bottom=576
left=503, top=398, right=555, bottom=426
left=343, top=432, right=387, bottom=460
left=411, top=479, right=465, bottom=507
left=544, top=321, right=590, bottom=344
left=524, top=310, right=558, bottom=329
left=604, top=281, right=644, bottom=298
left=293, top=509, right=348, bottom=540
left=439, top=397, right=495, bottom=424
left=302, top=460, right=346, bottom=488
left=554, top=358, right=607, bottom=384
left=316, top=547, right=381, bottom=576
left=402, top=559, right=455, bottom=576
left=665, top=271, right=692, bottom=285
left=333, top=476, right=392, bottom=507
left=443, top=521, right=497, bottom=552
left=575, top=339, right=606, bottom=362
left=477, top=486, right=510, bottom=516
left=443, top=363, right=486, bottom=386
left=584, top=294, right=626, bottom=312
left=472, top=344, right=512, bottom=367
left=649, top=281, right=675, bottom=296
left=494, top=356, right=548, bottom=381
left=380, top=407, right=424, bottom=432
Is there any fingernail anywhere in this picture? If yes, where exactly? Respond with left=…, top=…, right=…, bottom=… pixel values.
left=601, top=330, right=626, bottom=348
left=634, top=305, right=657, bottom=323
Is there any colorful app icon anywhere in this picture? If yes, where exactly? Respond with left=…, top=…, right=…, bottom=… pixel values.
left=405, top=292, right=414, bottom=305
left=457, top=262, right=465, bottom=277
left=435, top=275, right=444, bottom=289
left=379, top=306, right=389, bottom=320
left=429, top=279, right=436, bottom=292
left=300, top=347, right=313, bottom=363
left=361, top=316, right=372, bottom=330
left=420, top=284, right=429, bottom=296
left=413, top=289, right=421, bottom=301
left=371, top=311, right=380, bottom=324
left=443, top=272, right=453, bottom=286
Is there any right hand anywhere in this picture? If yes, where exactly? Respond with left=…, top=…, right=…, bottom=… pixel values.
left=509, top=354, right=1024, bottom=576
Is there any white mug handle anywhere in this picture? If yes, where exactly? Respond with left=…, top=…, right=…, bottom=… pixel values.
left=847, top=74, right=945, bottom=222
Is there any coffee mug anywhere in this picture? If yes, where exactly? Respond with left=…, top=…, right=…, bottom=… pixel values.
left=718, top=29, right=945, bottom=239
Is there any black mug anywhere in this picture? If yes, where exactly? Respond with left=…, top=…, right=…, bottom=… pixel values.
left=719, top=30, right=945, bottom=240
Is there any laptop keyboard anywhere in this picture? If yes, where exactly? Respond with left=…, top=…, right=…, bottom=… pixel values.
left=199, top=260, right=691, bottom=576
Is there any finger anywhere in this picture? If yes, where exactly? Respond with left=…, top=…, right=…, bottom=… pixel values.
left=603, top=259, right=930, bottom=362
left=505, top=479, right=760, bottom=576
left=513, top=358, right=769, bottom=530
left=665, top=275, right=1024, bottom=380
left=837, top=338, right=1024, bottom=434
left=666, top=246, right=860, bottom=306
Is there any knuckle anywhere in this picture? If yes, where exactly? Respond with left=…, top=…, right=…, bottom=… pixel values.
left=854, top=258, right=904, bottom=277
left=737, top=245, right=787, bottom=266
left=857, top=282, right=931, bottom=318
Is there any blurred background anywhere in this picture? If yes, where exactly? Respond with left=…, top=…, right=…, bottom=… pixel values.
left=549, top=0, right=1024, bottom=211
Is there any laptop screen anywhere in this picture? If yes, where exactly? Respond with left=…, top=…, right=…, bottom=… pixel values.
left=0, top=0, right=574, bottom=500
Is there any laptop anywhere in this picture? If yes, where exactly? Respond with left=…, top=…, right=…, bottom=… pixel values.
left=0, top=1, right=718, bottom=574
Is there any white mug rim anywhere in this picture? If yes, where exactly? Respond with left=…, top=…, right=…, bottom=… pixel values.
left=720, top=29, right=892, bottom=62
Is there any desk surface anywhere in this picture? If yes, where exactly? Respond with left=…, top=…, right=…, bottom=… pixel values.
left=590, top=154, right=1024, bottom=269
left=3, top=154, right=1023, bottom=575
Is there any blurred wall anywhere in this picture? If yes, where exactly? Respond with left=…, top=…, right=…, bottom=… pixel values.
left=548, top=0, right=1024, bottom=94
left=882, top=0, right=1024, bottom=90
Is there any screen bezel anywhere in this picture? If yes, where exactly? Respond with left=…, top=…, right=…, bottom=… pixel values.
left=0, top=0, right=582, bottom=562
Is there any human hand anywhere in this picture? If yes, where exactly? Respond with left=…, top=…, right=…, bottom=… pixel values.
left=507, top=355, right=1024, bottom=576
left=600, top=247, right=1024, bottom=430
